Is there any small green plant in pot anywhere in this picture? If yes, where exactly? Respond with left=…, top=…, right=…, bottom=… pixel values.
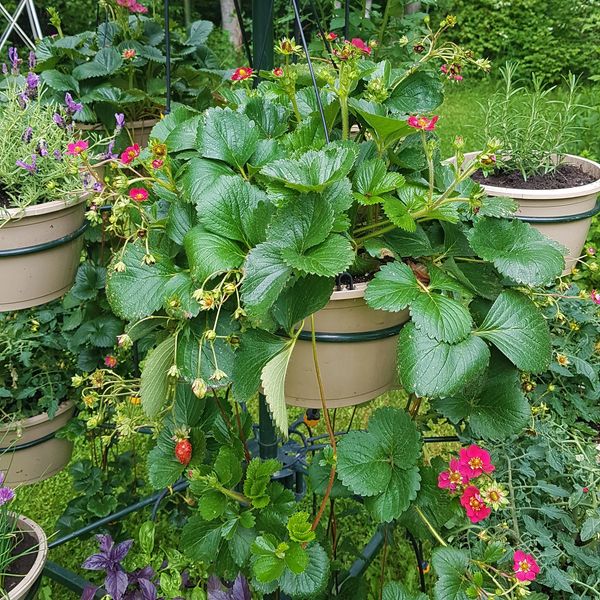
left=459, top=61, right=600, bottom=272
left=97, top=18, right=567, bottom=596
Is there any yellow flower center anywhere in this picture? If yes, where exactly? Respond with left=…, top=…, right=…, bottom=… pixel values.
left=469, top=457, right=483, bottom=469
left=449, top=471, right=462, bottom=484
left=417, top=118, right=429, bottom=127
left=518, top=560, right=531, bottom=572
left=469, top=497, right=482, bottom=510
left=489, top=491, right=499, bottom=501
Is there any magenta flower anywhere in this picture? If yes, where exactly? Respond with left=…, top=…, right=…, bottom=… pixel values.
left=460, top=485, right=491, bottom=523
left=408, top=115, right=439, bottom=131
left=350, top=38, right=371, bottom=55
left=129, top=188, right=149, bottom=203
left=458, top=444, right=495, bottom=479
left=120, top=144, right=140, bottom=164
left=590, top=290, right=600, bottom=305
left=513, top=550, right=540, bottom=582
left=231, top=66, right=253, bottom=81
left=104, top=355, right=118, bottom=368
left=438, top=458, right=470, bottom=492
left=66, top=140, right=89, bottom=156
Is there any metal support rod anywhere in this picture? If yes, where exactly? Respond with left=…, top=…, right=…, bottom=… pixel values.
left=43, top=561, right=106, bottom=598
left=164, top=0, right=171, bottom=113
left=258, top=393, right=278, bottom=460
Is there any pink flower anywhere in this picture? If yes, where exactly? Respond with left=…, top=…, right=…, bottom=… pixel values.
left=231, top=66, right=253, bottom=81
left=129, top=188, right=149, bottom=202
left=121, top=144, right=141, bottom=165
left=116, top=0, right=135, bottom=7
left=438, top=459, right=470, bottom=492
left=273, top=67, right=284, bottom=77
left=122, top=48, right=136, bottom=60
left=131, top=2, right=148, bottom=13
left=591, top=290, right=600, bottom=305
left=513, top=550, right=540, bottom=582
left=151, top=159, right=164, bottom=170
left=66, top=140, right=89, bottom=156
left=441, top=62, right=463, bottom=82
left=458, top=445, right=495, bottom=479
left=104, top=355, right=118, bottom=368
left=351, top=38, right=371, bottom=55
left=460, top=486, right=491, bottom=523
left=407, top=115, right=439, bottom=131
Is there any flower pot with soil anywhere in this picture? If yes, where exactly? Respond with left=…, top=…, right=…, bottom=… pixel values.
left=0, top=58, right=94, bottom=311
left=285, top=283, right=409, bottom=408
left=77, top=118, right=159, bottom=148
left=0, top=401, right=75, bottom=487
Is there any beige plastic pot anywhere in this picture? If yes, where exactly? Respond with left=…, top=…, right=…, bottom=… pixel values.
left=3, top=515, right=48, bottom=600
left=456, top=153, right=600, bottom=273
left=285, top=283, right=409, bottom=409
left=78, top=118, right=159, bottom=147
left=0, top=197, right=87, bottom=312
left=0, top=401, right=75, bottom=487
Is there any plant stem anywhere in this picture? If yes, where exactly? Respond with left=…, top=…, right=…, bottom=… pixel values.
left=506, top=456, right=521, bottom=543
left=415, top=506, right=447, bottom=547
left=340, top=95, right=349, bottom=140
left=310, top=314, right=337, bottom=531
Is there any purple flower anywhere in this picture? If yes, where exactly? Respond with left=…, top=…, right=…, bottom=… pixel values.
left=1, top=63, right=7, bottom=75
left=8, top=47, right=20, bottom=74
left=36, top=139, right=48, bottom=157
left=53, top=149, right=62, bottom=160
left=17, top=92, right=29, bottom=109
left=28, top=51, right=36, bottom=69
left=103, top=140, right=117, bottom=160
left=82, top=172, right=92, bottom=188
left=21, top=126, right=33, bottom=143
left=115, top=113, right=125, bottom=130
left=53, top=113, right=66, bottom=128
left=16, top=155, right=37, bottom=173
left=26, top=72, right=39, bottom=89
left=64, top=92, right=83, bottom=115
left=208, top=573, right=251, bottom=600
left=0, top=486, right=15, bottom=506
left=93, top=181, right=103, bottom=192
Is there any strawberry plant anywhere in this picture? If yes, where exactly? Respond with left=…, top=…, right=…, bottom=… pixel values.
left=85, top=15, right=575, bottom=598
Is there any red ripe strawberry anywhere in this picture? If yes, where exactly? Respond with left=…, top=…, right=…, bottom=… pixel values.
left=175, top=439, right=192, bottom=466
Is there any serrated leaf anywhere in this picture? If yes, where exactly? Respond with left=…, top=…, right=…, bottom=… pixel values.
left=383, top=581, right=428, bottom=600
left=280, top=233, right=355, bottom=277
left=184, top=225, right=245, bottom=284
left=166, top=114, right=202, bottom=152
left=244, top=97, right=289, bottom=138
left=432, top=547, right=471, bottom=600
left=477, top=290, right=551, bottom=372
left=469, top=218, right=564, bottom=286
left=580, top=516, right=600, bottom=542
left=398, top=324, right=490, bottom=398
left=199, top=108, right=259, bottom=169
left=364, top=262, right=420, bottom=311
left=279, top=543, right=330, bottom=599
left=261, top=144, right=357, bottom=192
left=196, top=176, right=271, bottom=248
left=41, top=69, right=79, bottom=92
left=214, top=446, right=243, bottom=487
left=73, top=47, right=123, bottom=79
left=180, top=157, right=234, bottom=202
left=387, top=72, right=444, bottom=113
left=140, top=336, right=175, bottom=417
left=241, top=242, right=292, bottom=320
left=410, top=293, right=472, bottom=343
left=307, top=451, right=352, bottom=498
left=337, top=408, right=421, bottom=522
left=353, top=158, right=405, bottom=199
left=244, top=459, right=281, bottom=508
left=349, top=98, right=413, bottom=147
left=181, top=516, right=222, bottom=562
left=147, top=445, right=183, bottom=489
left=436, top=356, right=531, bottom=439
left=261, top=342, right=296, bottom=436
left=199, top=490, right=227, bottom=520
left=383, top=198, right=416, bottom=231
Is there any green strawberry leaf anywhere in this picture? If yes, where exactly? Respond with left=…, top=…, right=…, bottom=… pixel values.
left=181, top=516, right=223, bottom=562
left=409, top=293, right=473, bottom=344
left=476, top=290, right=551, bottom=372
left=140, top=335, right=176, bottom=417
left=432, top=547, right=471, bottom=600
left=278, top=543, right=330, bottom=599
left=280, top=233, right=355, bottom=277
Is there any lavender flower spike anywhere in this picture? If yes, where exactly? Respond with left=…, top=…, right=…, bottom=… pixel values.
left=29, top=51, right=36, bottom=69
left=64, top=92, right=83, bottom=115
left=53, top=113, right=66, bottom=128
left=21, top=126, right=33, bottom=143
left=26, top=72, right=40, bottom=89
left=115, top=113, right=125, bottom=130
left=16, top=154, right=37, bottom=173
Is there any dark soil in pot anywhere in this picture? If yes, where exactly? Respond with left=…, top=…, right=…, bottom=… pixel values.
left=472, top=164, right=597, bottom=190
left=2, top=531, right=37, bottom=594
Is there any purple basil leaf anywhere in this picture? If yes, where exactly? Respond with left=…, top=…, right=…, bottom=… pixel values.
left=96, top=534, right=113, bottom=554
left=105, top=568, right=129, bottom=600
left=134, top=566, right=155, bottom=580
left=138, top=578, right=158, bottom=600
left=112, top=539, right=134, bottom=562
left=207, top=576, right=223, bottom=593
left=81, top=585, right=99, bottom=600
left=232, top=574, right=251, bottom=600
left=82, top=554, right=110, bottom=571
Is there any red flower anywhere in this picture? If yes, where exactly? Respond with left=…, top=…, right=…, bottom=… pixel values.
left=151, top=159, right=164, bottom=170
left=104, top=355, right=118, bottom=368
left=122, top=48, right=136, bottom=60
left=231, top=66, right=253, bottom=82
left=460, top=486, right=491, bottom=523
left=66, top=140, right=89, bottom=155
left=325, top=32, right=338, bottom=41
left=351, top=38, right=371, bottom=55
left=129, top=188, right=149, bottom=203
left=273, top=67, right=284, bottom=77
left=121, top=144, right=141, bottom=164
left=513, top=550, right=540, bottom=582
left=407, top=115, right=439, bottom=131
left=438, top=459, right=470, bottom=492
left=458, top=444, right=495, bottom=479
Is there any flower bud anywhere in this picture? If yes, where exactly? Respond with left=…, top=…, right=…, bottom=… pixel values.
left=205, top=329, right=217, bottom=342
left=191, top=378, right=207, bottom=398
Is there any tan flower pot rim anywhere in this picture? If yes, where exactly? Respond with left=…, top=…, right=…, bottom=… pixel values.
left=1, top=196, right=87, bottom=220
left=0, top=400, right=74, bottom=436
left=453, top=152, right=600, bottom=201
left=76, top=117, right=160, bottom=130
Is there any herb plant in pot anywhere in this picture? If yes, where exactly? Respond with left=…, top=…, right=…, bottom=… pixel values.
left=0, top=51, right=96, bottom=312
left=457, top=63, right=600, bottom=273
left=0, top=473, right=48, bottom=599
left=0, top=302, right=77, bottom=486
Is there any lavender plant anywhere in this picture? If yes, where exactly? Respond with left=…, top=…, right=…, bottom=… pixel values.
left=0, top=472, right=17, bottom=595
left=0, top=48, right=86, bottom=213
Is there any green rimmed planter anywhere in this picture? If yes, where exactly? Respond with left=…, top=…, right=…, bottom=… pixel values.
left=0, top=198, right=87, bottom=312
left=284, top=283, right=409, bottom=409
left=457, top=153, right=600, bottom=273
left=3, top=515, right=48, bottom=600
left=0, top=401, right=75, bottom=487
